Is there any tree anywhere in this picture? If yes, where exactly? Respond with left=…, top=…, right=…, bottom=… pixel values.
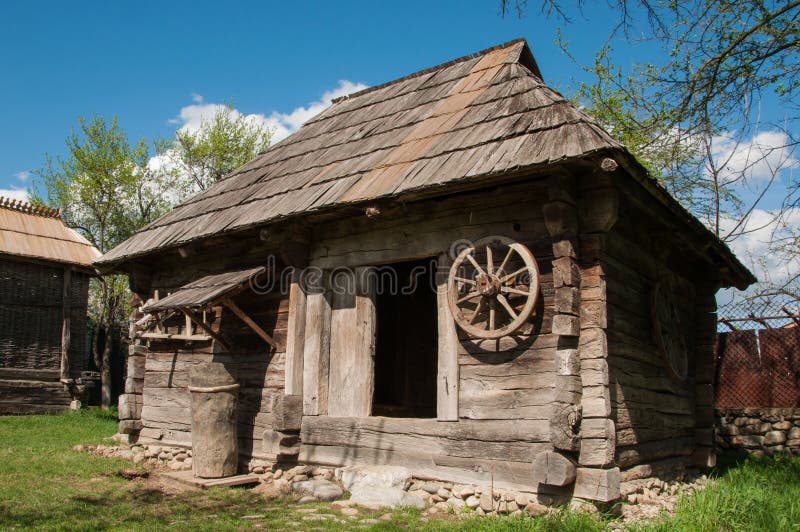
left=166, top=104, right=273, bottom=191
left=33, top=115, right=172, bottom=407
left=503, top=0, right=800, bottom=298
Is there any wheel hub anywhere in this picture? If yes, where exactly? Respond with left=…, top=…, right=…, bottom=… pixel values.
left=476, top=274, right=501, bottom=297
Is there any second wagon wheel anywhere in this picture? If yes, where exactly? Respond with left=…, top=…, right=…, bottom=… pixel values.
left=447, top=236, right=540, bottom=339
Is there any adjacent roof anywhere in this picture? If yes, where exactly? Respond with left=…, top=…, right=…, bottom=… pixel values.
left=142, top=266, right=265, bottom=312
left=0, top=197, right=101, bottom=268
left=98, top=39, right=622, bottom=267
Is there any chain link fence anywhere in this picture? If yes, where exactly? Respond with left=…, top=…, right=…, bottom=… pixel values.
left=714, top=296, right=800, bottom=408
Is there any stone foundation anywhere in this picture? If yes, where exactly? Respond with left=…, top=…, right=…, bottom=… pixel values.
left=715, top=408, right=800, bottom=455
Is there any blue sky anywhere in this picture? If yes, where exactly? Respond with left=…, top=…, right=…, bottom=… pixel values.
left=0, top=0, right=645, bottom=193
left=1, top=1, right=796, bottom=294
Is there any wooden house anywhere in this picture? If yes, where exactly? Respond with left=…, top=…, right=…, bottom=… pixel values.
left=0, top=197, right=101, bottom=413
left=97, top=40, right=754, bottom=502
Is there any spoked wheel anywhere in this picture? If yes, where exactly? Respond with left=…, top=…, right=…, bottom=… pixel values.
left=447, top=236, right=540, bottom=339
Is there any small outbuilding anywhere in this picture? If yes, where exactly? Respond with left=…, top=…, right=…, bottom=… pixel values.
left=98, top=40, right=754, bottom=502
left=0, top=197, right=101, bottom=413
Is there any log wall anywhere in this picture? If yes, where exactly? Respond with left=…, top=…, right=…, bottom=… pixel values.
left=123, top=241, right=290, bottom=458
left=604, top=205, right=701, bottom=479
left=0, top=258, right=92, bottom=413
left=299, top=180, right=561, bottom=491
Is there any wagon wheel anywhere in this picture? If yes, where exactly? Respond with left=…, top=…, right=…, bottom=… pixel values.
left=447, top=236, right=540, bottom=339
left=651, top=282, right=689, bottom=382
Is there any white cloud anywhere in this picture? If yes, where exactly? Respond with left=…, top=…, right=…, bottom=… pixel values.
left=14, top=170, right=30, bottom=182
left=171, top=80, right=368, bottom=143
left=711, top=130, right=798, bottom=184
left=720, top=207, right=800, bottom=290
left=0, top=188, right=29, bottom=203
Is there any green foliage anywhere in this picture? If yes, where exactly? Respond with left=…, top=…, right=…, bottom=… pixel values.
left=638, top=453, right=800, bottom=531
left=168, top=103, right=272, bottom=190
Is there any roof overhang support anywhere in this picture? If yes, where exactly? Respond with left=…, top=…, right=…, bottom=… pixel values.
left=180, top=308, right=230, bottom=351
left=222, top=297, right=278, bottom=350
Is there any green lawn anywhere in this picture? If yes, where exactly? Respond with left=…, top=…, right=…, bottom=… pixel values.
left=1, top=411, right=798, bottom=531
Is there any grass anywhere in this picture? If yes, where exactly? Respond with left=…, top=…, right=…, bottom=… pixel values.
left=638, top=453, right=800, bottom=531
left=1, top=411, right=798, bottom=531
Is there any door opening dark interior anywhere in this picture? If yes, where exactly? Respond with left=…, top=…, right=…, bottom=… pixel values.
left=372, top=258, right=438, bottom=418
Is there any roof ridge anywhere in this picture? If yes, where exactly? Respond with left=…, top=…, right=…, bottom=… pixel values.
left=0, top=196, right=61, bottom=219
left=330, top=38, right=528, bottom=105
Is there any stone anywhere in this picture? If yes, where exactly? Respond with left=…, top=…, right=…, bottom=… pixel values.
left=435, top=502, right=451, bottom=512
left=174, top=453, right=188, bottom=462
left=765, top=431, right=787, bottom=445
left=789, top=427, right=800, bottom=440
left=292, top=479, right=344, bottom=502
left=773, top=421, right=792, bottom=430
left=525, top=503, right=548, bottom=517
left=297, top=496, right=318, bottom=504
left=437, top=488, right=451, bottom=498
left=348, top=486, right=425, bottom=509
left=447, top=498, right=466, bottom=512
left=379, top=514, right=392, bottom=521
left=337, top=465, right=412, bottom=491
left=340, top=507, right=359, bottom=517
left=515, top=493, right=530, bottom=507
left=361, top=518, right=380, bottom=524
left=465, top=495, right=480, bottom=509
left=253, top=466, right=265, bottom=474
left=430, top=495, right=444, bottom=503
left=132, top=453, right=145, bottom=464
left=421, top=482, right=440, bottom=494
left=479, top=493, right=494, bottom=512
left=293, top=474, right=309, bottom=482
left=118, top=450, right=134, bottom=461
left=273, top=469, right=283, bottom=479
left=409, top=489, right=430, bottom=500
left=458, top=485, right=475, bottom=499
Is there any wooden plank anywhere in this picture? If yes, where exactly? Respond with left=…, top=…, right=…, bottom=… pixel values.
left=284, top=272, right=307, bottom=395
left=60, top=266, right=71, bottom=382
left=179, top=309, right=229, bottom=350
left=327, top=267, right=376, bottom=417
left=302, top=276, right=332, bottom=415
left=436, top=253, right=459, bottom=421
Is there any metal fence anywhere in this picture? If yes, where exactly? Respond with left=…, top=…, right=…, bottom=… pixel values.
left=714, top=296, right=800, bottom=408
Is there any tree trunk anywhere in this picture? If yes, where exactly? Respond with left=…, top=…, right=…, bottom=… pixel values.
left=101, top=324, right=112, bottom=409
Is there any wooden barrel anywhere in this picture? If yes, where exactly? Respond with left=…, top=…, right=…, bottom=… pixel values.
left=188, top=362, right=239, bottom=478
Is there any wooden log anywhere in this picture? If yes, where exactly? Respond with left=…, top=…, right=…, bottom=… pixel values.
left=302, top=277, right=331, bottom=416
left=189, top=362, right=239, bottom=478
left=574, top=467, right=620, bottom=502
left=550, top=403, right=581, bottom=451
left=555, top=287, right=580, bottom=315
left=273, top=394, right=303, bottom=432
left=284, top=272, right=306, bottom=395
left=579, top=438, right=615, bottom=467
left=437, top=254, right=459, bottom=421
left=552, top=315, right=580, bottom=337
left=543, top=201, right=578, bottom=238
left=556, top=349, right=580, bottom=376
left=579, top=188, right=619, bottom=233
left=552, top=257, right=581, bottom=288
left=615, top=437, right=695, bottom=468
left=532, top=450, right=577, bottom=486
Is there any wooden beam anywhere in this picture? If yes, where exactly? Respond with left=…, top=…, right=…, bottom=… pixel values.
left=221, top=297, right=278, bottom=349
left=436, top=253, right=459, bottom=421
left=285, top=270, right=307, bottom=395
left=303, top=276, right=332, bottom=416
left=60, top=267, right=71, bottom=383
left=179, top=308, right=229, bottom=350
left=138, top=331, right=213, bottom=342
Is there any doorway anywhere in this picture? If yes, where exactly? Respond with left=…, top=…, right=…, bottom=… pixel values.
left=372, top=258, right=438, bottom=418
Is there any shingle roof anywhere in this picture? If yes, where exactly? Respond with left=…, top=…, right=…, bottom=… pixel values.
left=142, top=266, right=265, bottom=312
left=97, top=39, right=622, bottom=267
left=0, top=197, right=101, bottom=268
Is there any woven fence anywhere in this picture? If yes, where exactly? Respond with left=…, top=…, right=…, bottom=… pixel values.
left=715, top=296, right=800, bottom=408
